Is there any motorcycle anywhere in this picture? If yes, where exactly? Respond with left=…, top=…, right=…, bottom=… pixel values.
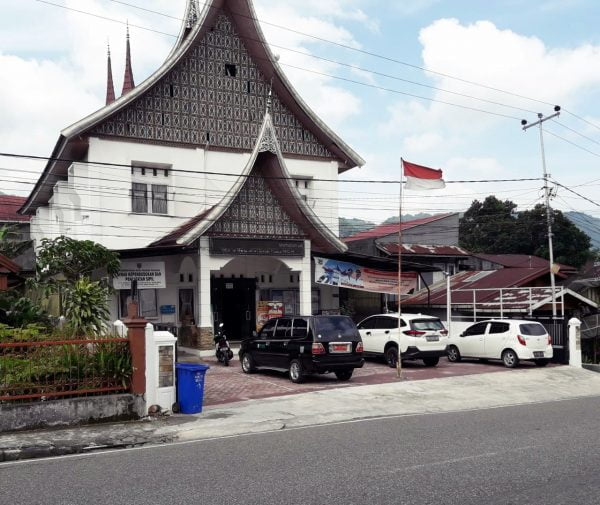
left=214, top=323, right=234, bottom=366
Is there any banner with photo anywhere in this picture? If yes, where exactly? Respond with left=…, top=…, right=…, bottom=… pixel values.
left=314, top=257, right=418, bottom=295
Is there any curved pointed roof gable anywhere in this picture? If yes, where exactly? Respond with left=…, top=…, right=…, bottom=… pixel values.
left=152, top=110, right=347, bottom=253
left=21, top=0, right=364, bottom=215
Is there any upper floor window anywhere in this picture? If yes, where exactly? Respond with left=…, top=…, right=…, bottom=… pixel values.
left=131, top=162, right=171, bottom=215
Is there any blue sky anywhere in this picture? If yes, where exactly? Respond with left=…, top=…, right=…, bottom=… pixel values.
left=1, top=0, right=600, bottom=223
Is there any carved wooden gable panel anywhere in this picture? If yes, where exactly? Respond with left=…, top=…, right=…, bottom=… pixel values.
left=91, top=14, right=334, bottom=159
left=207, top=169, right=306, bottom=239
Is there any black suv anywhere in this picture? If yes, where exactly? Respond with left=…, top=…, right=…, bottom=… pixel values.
left=239, top=315, right=364, bottom=383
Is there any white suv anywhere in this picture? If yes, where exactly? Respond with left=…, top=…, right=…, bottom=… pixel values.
left=357, top=313, right=449, bottom=367
left=447, top=319, right=553, bottom=368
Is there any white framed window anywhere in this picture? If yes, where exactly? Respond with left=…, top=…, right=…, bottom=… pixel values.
left=131, top=161, right=171, bottom=215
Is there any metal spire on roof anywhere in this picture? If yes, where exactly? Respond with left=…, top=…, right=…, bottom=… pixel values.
left=105, top=42, right=116, bottom=105
left=121, top=22, right=135, bottom=96
left=186, top=0, right=200, bottom=28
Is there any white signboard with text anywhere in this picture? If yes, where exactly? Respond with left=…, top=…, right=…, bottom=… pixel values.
left=113, top=262, right=166, bottom=289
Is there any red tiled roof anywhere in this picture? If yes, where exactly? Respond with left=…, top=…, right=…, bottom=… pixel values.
left=0, top=195, right=30, bottom=222
left=379, top=243, right=470, bottom=257
left=403, top=267, right=558, bottom=307
left=344, top=213, right=455, bottom=243
left=149, top=207, right=215, bottom=247
left=0, top=253, right=21, bottom=274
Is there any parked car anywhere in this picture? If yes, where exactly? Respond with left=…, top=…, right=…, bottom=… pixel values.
left=446, top=319, right=553, bottom=368
left=356, top=313, right=449, bottom=367
left=239, top=315, right=364, bottom=383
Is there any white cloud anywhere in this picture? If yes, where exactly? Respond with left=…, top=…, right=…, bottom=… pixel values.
left=0, top=0, right=371, bottom=195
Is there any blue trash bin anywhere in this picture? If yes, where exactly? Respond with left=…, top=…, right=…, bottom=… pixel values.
left=176, top=363, right=210, bottom=414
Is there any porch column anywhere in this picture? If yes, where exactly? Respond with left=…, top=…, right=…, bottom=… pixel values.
left=299, top=239, right=312, bottom=315
left=197, top=236, right=214, bottom=349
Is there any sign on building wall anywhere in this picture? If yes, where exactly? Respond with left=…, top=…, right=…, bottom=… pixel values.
left=210, top=238, right=304, bottom=257
left=314, top=257, right=417, bottom=295
left=113, top=262, right=166, bottom=289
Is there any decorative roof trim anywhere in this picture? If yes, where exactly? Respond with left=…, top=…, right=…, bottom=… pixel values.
left=177, top=111, right=347, bottom=253
left=21, top=0, right=363, bottom=215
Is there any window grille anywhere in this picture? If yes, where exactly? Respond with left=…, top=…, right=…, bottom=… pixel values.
left=132, top=182, right=148, bottom=213
left=152, top=184, right=168, bottom=214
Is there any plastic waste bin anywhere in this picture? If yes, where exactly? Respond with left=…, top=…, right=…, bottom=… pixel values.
left=175, top=363, right=210, bottom=414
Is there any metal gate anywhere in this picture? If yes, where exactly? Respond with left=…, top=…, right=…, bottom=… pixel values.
left=540, top=319, right=569, bottom=364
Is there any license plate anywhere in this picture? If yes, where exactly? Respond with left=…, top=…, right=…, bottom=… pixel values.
left=533, top=351, right=544, bottom=358
left=329, top=343, right=351, bottom=353
left=426, top=335, right=440, bottom=342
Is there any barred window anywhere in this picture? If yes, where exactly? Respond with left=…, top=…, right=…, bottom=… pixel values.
left=132, top=183, right=148, bottom=213
left=152, top=185, right=168, bottom=214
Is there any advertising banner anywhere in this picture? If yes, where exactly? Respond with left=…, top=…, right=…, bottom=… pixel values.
left=256, top=301, right=284, bottom=330
left=113, top=262, right=166, bottom=290
left=314, top=257, right=417, bottom=295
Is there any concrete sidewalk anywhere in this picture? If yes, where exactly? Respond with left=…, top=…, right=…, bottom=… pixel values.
left=2, top=366, right=600, bottom=462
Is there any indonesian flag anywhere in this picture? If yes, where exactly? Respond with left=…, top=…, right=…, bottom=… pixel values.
left=402, top=159, right=445, bottom=190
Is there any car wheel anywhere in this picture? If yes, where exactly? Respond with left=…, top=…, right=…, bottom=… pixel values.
left=385, top=346, right=399, bottom=368
left=289, top=359, right=305, bottom=384
left=335, top=370, right=353, bottom=381
left=502, top=349, right=519, bottom=368
left=535, top=359, right=549, bottom=367
left=423, top=357, right=439, bottom=367
left=240, top=353, right=256, bottom=374
left=447, top=345, right=461, bottom=363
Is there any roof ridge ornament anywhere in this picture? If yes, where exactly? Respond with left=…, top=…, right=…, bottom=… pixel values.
left=186, top=0, right=200, bottom=28
left=257, top=118, right=280, bottom=154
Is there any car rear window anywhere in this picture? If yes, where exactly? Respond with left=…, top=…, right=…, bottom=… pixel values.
left=314, top=316, right=358, bottom=339
left=519, top=323, right=547, bottom=336
left=411, top=319, right=444, bottom=331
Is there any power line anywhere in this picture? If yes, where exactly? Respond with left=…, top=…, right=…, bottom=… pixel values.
left=0, top=152, right=543, bottom=185
left=545, top=129, right=600, bottom=159
left=553, top=120, right=600, bottom=147
left=33, top=0, right=526, bottom=120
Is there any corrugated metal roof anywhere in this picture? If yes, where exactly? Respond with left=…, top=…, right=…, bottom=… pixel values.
left=473, top=253, right=576, bottom=273
left=378, top=243, right=470, bottom=257
left=0, top=195, right=30, bottom=222
left=403, top=267, right=554, bottom=306
left=344, top=213, right=455, bottom=243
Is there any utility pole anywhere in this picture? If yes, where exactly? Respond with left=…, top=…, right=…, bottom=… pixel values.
left=521, top=105, right=561, bottom=319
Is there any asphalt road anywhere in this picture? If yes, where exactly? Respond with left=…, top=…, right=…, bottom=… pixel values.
left=2, top=397, right=600, bottom=505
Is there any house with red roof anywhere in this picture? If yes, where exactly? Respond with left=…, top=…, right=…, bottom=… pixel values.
left=0, top=194, right=34, bottom=273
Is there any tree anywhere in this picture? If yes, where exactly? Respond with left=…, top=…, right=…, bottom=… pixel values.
left=459, top=196, right=518, bottom=253
left=459, top=197, right=593, bottom=269
left=0, top=224, right=31, bottom=259
left=30, top=236, right=120, bottom=334
left=35, top=236, right=120, bottom=283
left=516, top=205, right=592, bottom=268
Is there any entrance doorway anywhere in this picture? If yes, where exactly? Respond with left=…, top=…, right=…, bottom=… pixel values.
left=211, top=278, right=257, bottom=341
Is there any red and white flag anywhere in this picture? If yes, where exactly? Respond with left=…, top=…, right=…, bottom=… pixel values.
left=402, top=159, right=445, bottom=190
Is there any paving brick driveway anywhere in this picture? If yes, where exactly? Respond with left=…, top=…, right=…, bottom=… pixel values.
left=178, top=352, right=552, bottom=409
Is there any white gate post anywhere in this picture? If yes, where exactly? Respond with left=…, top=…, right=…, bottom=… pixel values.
left=568, top=317, right=582, bottom=368
left=145, top=322, right=177, bottom=412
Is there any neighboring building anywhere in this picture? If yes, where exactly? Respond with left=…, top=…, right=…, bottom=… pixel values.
left=402, top=265, right=597, bottom=323
left=567, top=260, right=600, bottom=306
left=0, top=195, right=34, bottom=273
left=19, top=0, right=364, bottom=348
left=0, top=254, right=22, bottom=291
left=341, top=213, right=466, bottom=320
left=465, top=253, right=578, bottom=276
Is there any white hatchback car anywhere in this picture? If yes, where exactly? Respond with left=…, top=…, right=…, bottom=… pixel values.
left=357, top=313, right=449, bottom=367
left=447, top=319, right=553, bottom=368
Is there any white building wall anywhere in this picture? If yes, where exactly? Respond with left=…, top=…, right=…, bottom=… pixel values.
left=30, top=137, right=342, bottom=249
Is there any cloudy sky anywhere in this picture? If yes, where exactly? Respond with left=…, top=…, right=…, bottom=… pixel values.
left=2, top=0, right=600, bottom=223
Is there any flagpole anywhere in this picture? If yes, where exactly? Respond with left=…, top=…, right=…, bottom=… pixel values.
left=397, top=159, right=404, bottom=379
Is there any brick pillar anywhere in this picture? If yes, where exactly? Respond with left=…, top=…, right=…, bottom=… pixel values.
left=123, top=302, right=147, bottom=395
